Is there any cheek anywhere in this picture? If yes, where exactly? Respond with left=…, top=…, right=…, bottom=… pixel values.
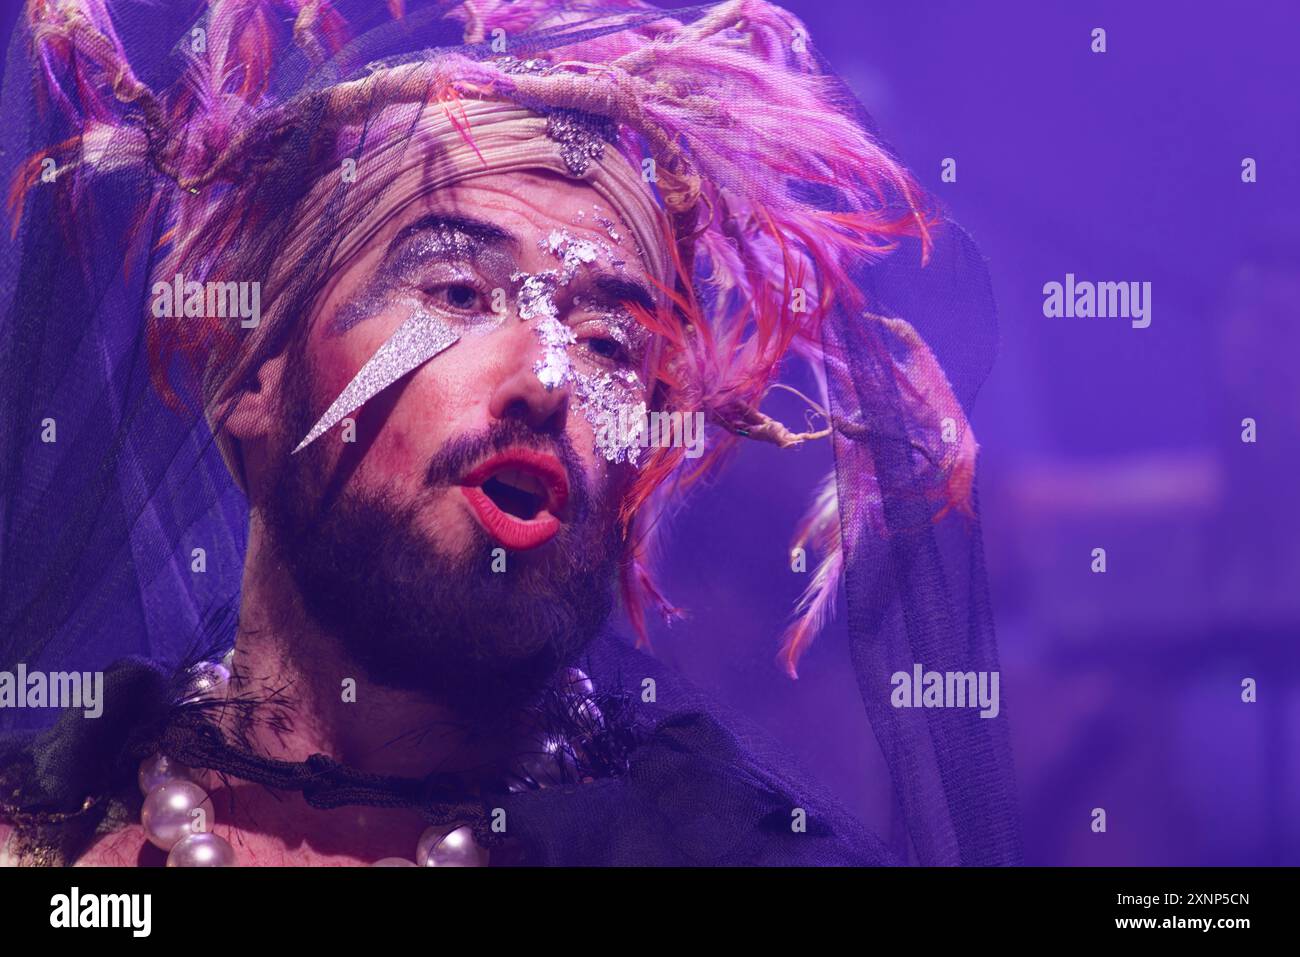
left=598, top=459, right=634, bottom=510
left=302, top=325, right=477, bottom=483
left=362, top=355, right=483, bottom=481
left=567, top=375, right=651, bottom=479
left=565, top=412, right=632, bottom=512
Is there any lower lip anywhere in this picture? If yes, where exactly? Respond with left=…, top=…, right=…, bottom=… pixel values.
left=460, top=486, right=562, bottom=550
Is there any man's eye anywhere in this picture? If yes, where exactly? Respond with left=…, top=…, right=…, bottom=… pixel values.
left=427, top=282, right=483, bottom=311
left=583, top=336, right=628, bottom=363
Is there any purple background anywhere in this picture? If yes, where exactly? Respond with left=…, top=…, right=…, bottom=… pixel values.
left=3, top=1, right=1296, bottom=865
left=642, top=0, right=1300, bottom=866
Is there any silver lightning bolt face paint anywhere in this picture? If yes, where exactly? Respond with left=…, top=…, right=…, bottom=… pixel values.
left=292, top=300, right=460, bottom=454
left=293, top=224, right=506, bottom=454
left=294, top=217, right=655, bottom=465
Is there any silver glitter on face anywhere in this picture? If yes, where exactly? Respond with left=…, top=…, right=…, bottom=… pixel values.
left=545, top=229, right=601, bottom=273
left=289, top=196, right=657, bottom=461
left=598, top=307, right=652, bottom=358
left=329, top=224, right=500, bottom=337
left=300, top=211, right=651, bottom=467
left=293, top=299, right=460, bottom=453
left=514, top=230, right=610, bottom=394
left=592, top=209, right=622, bottom=243
left=572, top=368, right=647, bottom=466
left=400, top=223, right=482, bottom=268
left=583, top=205, right=646, bottom=272
left=535, top=321, right=576, bottom=390
left=511, top=228, right=653, bottom=464
left=295, top=220, right=513, bottom=453
left=509, top=268, right=576, bottom=391
left=513, top=270, right=562, bottom=323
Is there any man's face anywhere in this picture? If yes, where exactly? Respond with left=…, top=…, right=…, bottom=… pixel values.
left=255, top=170, right=660, bottom=720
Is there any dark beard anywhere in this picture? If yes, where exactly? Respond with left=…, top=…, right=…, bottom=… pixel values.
left=260, top=354, right=622, bottom=724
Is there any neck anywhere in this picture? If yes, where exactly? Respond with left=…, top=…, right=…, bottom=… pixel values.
left=200, top=512, right=519, bottom=863
left=224, top=512, right=510, bottom=779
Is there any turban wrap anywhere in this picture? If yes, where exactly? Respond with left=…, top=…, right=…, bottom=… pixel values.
left=209, top=96, right=673, bottom=490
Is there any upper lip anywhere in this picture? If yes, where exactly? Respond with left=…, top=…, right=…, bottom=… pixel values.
left=458, top=447, right=570, bottom=518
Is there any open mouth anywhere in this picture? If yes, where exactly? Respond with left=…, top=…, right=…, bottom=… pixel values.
left=481, top=470, right=549, bottom=520
left=458, top=449, right=570, bottom=550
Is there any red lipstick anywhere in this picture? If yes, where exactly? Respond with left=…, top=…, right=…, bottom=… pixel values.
left=458, top=448, right=570, bottom=550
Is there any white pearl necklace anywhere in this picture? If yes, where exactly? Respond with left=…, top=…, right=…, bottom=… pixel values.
left=138, top=656, right=601, bottom=866
left=139, top=749, right=490, bottom=866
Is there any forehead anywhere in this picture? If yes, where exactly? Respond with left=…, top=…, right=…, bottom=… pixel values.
left=382, top=169, right=654, bottom=280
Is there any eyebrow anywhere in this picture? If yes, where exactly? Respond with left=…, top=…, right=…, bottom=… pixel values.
left=584, top=272, right=657, bottom=315
left=385, top=213, right=520, bottom=261
left=383, top=212, right=658, bottom=313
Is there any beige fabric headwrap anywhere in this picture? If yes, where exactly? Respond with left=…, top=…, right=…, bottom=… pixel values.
left=214, top=96, right=671, bottom=491
left=292, top=97, right=670, bottom=292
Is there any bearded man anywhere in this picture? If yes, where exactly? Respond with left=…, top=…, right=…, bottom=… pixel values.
left=0, top=0, right=1019, bottom=867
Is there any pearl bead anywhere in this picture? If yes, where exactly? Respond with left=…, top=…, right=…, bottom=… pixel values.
left=565, top=667, right=594, bottom=696
left=142, top=781, right=214, bottom=851
left=182, top=662, right=230, bottom=703
left=415, top=825, right=451, bottom=865
left=416, top=824, right=488, bottom=867
left=137, top=754, right=191, bottom=796
left=166, top=832, right=236, bottom=867
left=563, top=666, right=601, bottom=727
left=512, top=734, right=577, bottom=789
left=372, top=857, right=417, bottom=867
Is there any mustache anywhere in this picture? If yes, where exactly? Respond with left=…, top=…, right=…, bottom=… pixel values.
left=423, top=418, right=588, bottom=501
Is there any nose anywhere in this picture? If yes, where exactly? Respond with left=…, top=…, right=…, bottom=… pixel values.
left=487, top=346, right=571, bottom=435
